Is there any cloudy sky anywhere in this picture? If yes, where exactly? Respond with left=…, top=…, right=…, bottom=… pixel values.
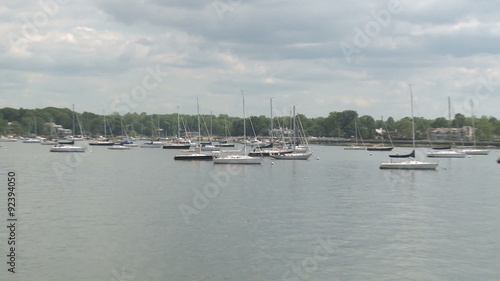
left=1, top=0, right=499, bottom=119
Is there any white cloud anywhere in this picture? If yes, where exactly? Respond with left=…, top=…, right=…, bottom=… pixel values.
left=0, top=0, right=499, bottom=119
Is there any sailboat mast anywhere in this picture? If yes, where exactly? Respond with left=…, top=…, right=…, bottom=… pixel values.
left=197, top=98, right=201, bottom=142
left=448, top=96, right=451, bottom=139
left=242, top=91, right=246, bottom=154
left=270, top=98, right=273, bottom=143
left=177, top=106, right=181, bottom=138
left=72, top=104, right=75, bottom=136
left=354, top=118, right=358, bottom=145
left=34, top=114, right=37, bottom=136
left=103, top=110, right=106, bottom=137
left=292, top=105, right=296, bottom=150
left=471, top=100, right=476, bottom=147
left=409, top=84, right=415, bottom=150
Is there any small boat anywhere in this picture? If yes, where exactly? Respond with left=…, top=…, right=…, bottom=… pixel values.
left=213, top=92, right=262, bottom=165
left=89, top=139, right=114, bottom=146
left=0, top=136, right=17, bottom=142
left=140, top=141, right=164, bottom=148
left=432, top=145, right=451, bottom=150
left=367, top=145, right=394, bottom=151
left=427, top=150, right=466, bottom=158
left=344, top=118, right=367, bottom=150
left=380, top=159, right=438, bottom=170
left=379, top=85, right=437, bottom=170
left=162, top=138, right=192, bottom=149
left=248, top=148, right=293, bottom=157
left=344, top=145, right=367, bottom=150
left=213, top=154, right=262, bottom=164
left=108, top=145, right=131, bottom=150
left=58, top=139, right=75, bottom=144
left=389, top=150, right=415, bottom=158
left=50, top=144, right=86, bottom=152
left=174, top=153, right=213, bottom=160
left=40, top=139, right=59, bottom=145
left=23, top=138, right=42, bottom=143
left=217, top=143, right=235, bottom=148
left=270, top=151, right=313, bottom=160
left=497, top=158, right=500, bottom=164
left=462, top=148, right=489, bottom=155
left=120, top=141, right=138, bottom=147
left=461, top=101, right=490, bottom=156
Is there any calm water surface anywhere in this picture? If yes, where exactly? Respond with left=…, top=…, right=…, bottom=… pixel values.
left=1, top=142, right=499, bottom=280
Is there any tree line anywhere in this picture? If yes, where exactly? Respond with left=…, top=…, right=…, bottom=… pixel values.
left=1, top=107, right=499, bottom=141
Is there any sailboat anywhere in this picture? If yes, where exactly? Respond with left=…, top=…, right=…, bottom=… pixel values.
left=270, top=105, right=312, bottom=160
left=163, top=107, right=192, bottom=149
left=90, top=111, right=114, bottom=146
left=50, top=107, right=87, bottom=152
left=23, top=115, right=42, bottom=143
left=344, top=117, right=367, bottom=150
left=213, top=92, right=262, bottom=164
left=461, top=100, right=489, bottom=155
left=140, top=117, right=164, bottom=148
left=427, top=97, right=466, bottom=158
left=380, top=84, right=438, bottom=170
left=367, top=116, right=394, bottom=151
left=174, top=99, right=214, bottom=161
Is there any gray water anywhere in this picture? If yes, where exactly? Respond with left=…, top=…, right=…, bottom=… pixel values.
left=1, top=142, right=499, bottom=281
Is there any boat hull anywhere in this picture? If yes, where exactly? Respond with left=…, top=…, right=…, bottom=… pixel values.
left=174, top=154, right=213, bottom=160
left=213, top=155, right=262, bottom=164
left=344, top=146, right=367, bottom=150
left=379, top=160, right=438, bottom=170
left=367, top=146, right=394, bottom=151
left=50, top=145, right=86, bottom=152
left=108, top=145, right=131, bottom=150
left=163, top=144, right=191, bottom=149
left=270, top=151, right=312, bottom=160
left=462, top=149, right=489, bottom=155
left=427, top=151, right=466, bottom=158
left=89, top=142, right=114, bottom=146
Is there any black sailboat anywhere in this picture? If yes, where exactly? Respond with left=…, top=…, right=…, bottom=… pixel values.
left=389, top=150, right=415, bottom=158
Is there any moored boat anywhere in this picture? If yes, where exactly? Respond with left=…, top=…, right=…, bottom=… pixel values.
left=379, top=84, right=437, bottom=170
left=50, top=144, right=86, bottom=152
left=108, top=145, right=132, bottom=150
left=427, top=150, right=466, bottom=158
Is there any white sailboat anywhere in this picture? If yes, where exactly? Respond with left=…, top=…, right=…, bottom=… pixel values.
left=344, top=117, right=367, bottom=150
left=380, top=84, right=438, bottom=170
left=174, top=99, right=214, bottom=161
left=50, top=106, right=87, bottom=153
left=462, top=100, right=489, bottom=156
left=427, top=97, right=466, bottom=158
left=163, top=106, right=192, bottom=149
left=50, top=144, right=87, bottom=152
left=427, top=150, right=466, bottom=158
left=213, top=92, right=262, bottom=165
left=367, top=116, right=394, bottom=151
left=270, top=105, right=312, bottom=160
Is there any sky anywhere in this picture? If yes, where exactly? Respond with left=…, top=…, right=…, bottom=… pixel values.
left=1, top=0, right=499, bottom=120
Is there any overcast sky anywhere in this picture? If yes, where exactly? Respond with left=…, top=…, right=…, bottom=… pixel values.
left=1, top=0, right=499, bottom=119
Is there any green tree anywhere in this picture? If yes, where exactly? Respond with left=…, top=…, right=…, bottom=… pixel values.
left=431, top=117, right=449, bottom=128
